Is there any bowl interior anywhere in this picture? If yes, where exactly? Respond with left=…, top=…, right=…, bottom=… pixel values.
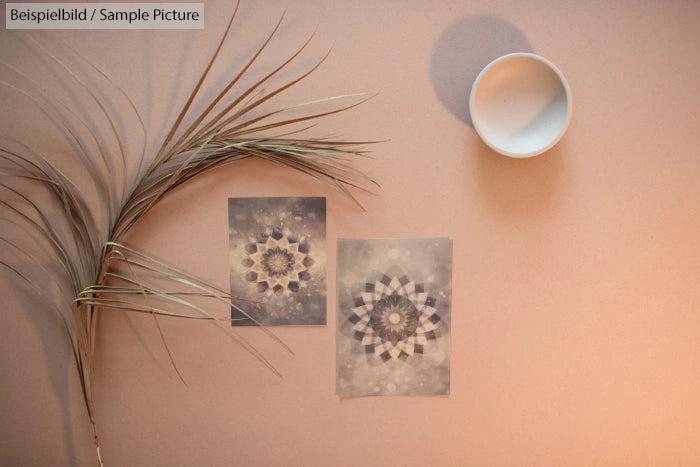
left=470, top=54, right=570, bottom=157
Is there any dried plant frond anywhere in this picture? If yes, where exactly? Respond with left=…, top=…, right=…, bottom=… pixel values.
left=0, top=4, right=376, bottom=465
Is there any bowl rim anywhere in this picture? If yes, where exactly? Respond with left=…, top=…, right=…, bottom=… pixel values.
left=469, top=52, right=572, bottom=158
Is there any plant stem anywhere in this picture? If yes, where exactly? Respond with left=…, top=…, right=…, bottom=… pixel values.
left=91, top=418, right=104, bottom=467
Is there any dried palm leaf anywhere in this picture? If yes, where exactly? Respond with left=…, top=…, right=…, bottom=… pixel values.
left=0, top=4, right=376, bottom=465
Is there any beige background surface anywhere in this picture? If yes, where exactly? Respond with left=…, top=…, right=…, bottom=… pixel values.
left=1, top=0, right=699, bottom=465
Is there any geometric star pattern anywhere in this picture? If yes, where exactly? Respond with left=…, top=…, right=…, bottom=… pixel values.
left=242, top=227, right=314, bottom=296
left=349, top=273, right=440, bottom=361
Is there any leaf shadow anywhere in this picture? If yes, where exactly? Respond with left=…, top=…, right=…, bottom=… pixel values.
left=2, top=264, right=87, bottom=464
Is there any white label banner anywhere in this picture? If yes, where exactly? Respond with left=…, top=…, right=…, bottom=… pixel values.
left=6, top=3, right=204, bottom=29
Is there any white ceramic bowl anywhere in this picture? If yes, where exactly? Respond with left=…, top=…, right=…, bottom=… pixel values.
left=469, top=53, right=572, bottom=158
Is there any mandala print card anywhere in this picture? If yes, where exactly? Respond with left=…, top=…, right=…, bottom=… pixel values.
left=228, top=197, right=326, bottom=326
left=337, top=238, right=452, bottom=396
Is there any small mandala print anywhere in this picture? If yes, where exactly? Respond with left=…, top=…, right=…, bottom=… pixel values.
left=337, top=238, right=452, bottom=396
left=228, top=197, right=326, bottom=326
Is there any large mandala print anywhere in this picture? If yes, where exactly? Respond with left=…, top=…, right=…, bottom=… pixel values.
left=350, top=273, right=441, bottom=362
left=242, top=227, right=314, bottom=295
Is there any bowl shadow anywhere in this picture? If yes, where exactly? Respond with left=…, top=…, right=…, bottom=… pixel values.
left=430, top=15, right=533, bottom=127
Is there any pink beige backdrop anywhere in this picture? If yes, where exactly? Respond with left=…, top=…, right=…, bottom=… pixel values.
left=1, top=0, right=699, bottom=465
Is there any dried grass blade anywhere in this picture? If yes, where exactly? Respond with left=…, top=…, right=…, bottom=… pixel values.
left=178, top=23, right=315, bottom=153
left=167, top=10, right=290, bottom=158
left=105, top=269, right=282, bottom=376
left=222, top=93, right=373, bottom=139
left=105, top=243, right=293, bottom=354
left=107, top=249, right=188, bottom=384
left=152, top=2, right=240, bottom=168
left=0, top=191, right=81, bottom=290
left=0, top=257, right=86, bottom=412
left=74, top=297, right=212, bottom=319
left=22, top=35, right=133, bottom=217
left=0, top=56, right=127, bottom=202
left=61, top=44, right=149, bottom=195
left=195, top=52, right=334, bottom=145
left=0, top=164, right=98, bottom=275
left=0, top=78, right=115, bottom=225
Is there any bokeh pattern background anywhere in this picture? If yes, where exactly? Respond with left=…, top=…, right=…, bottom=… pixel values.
left=229, top=197, right=327, bottom=325
left=337, top=238, right=452, bottom=396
